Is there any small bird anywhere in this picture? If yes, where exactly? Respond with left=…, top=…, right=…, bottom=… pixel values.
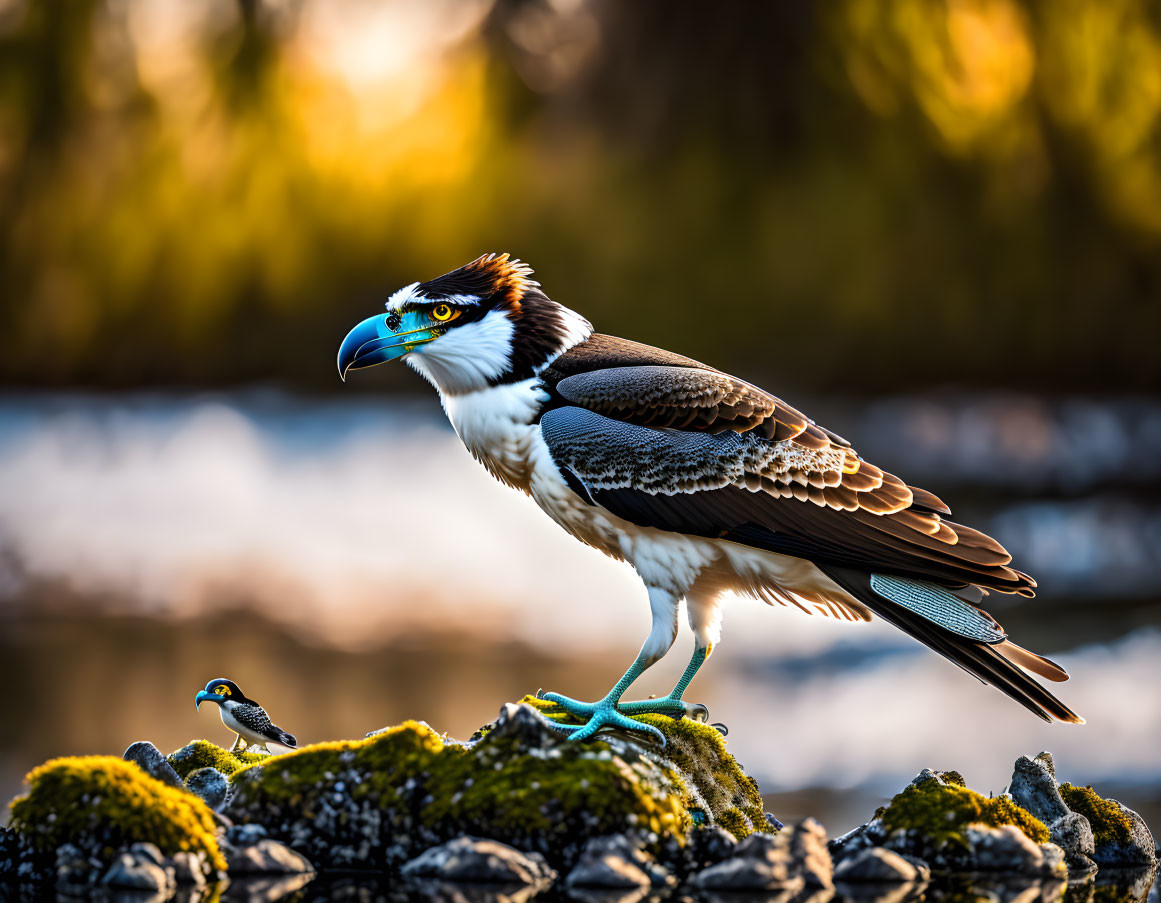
left=337, top=254, right=1082, bottom=744
left=194, top=678, right=297, bottom=753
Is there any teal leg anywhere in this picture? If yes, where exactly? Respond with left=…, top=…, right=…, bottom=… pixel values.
left=540, top=651, right=668, bottom=745
left=539, top=585, right=684, bottom=745
left=618, top=644, right=711, bottom=720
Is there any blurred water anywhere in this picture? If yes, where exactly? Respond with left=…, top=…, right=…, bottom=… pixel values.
left=1, top=392, right=1159, bottom=834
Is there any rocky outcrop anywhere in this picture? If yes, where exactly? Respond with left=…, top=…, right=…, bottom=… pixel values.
left=831, top=768, right=1064, bottom=878
left=3, top=710, right=1157, bottom=903
left=1009, top=750, right=1156, bottom=869
left=692, top=819, right=833, bottom=891
left=8, top=755, right=225, bottom=888
left=1009, top=752, right=1097, bottom=870
left=225, top=699, right=762, bottom=872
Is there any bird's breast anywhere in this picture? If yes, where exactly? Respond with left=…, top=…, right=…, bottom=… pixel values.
left=440, top=378, right=549, bottom=492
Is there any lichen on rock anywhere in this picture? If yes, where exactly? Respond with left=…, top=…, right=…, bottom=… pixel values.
left=522, top=694, right=766, bottom=838
left=881, top=772, right=1049, bottom=849
left=8, top=756, right=225, bottom=874
left=167, top=739, right=268, bottom=780
left=1059, top=784, right=1157, bottom=867
left=225, top=703, right=699, bottom=870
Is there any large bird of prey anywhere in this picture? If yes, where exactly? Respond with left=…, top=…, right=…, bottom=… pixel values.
left=338, top=254, right=1081, bottom=743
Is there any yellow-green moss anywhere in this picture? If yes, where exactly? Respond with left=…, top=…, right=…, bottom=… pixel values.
left=9, top=756, right=225, bottom=871
left=1060, top=784, right=1134, bottom=847
left=522, top=695, right=766, bottom=839
left=168, top=740, right=267, bottom=780
left=231, top=715, right=691, bottom=852
left=881, top=776, right=1049, bottom=849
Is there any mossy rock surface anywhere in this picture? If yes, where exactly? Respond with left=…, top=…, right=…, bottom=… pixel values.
left=522, top=694, right=767, bottom=838
left=8, top=755, right=225, bottom=871
left=881, top=773, right=1049, bottom=849
left=168, top=739, right=267, bottom=780
left=1059, top=785, right=1134, bottom=848
left=225, top=700, right=761, bottom=871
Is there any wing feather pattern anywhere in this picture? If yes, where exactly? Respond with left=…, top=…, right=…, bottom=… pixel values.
left=539, top=336, right=1076, bottom=723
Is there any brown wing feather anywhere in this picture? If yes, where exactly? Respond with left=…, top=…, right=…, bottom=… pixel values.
left=545, top=335, right=1032, bottom=595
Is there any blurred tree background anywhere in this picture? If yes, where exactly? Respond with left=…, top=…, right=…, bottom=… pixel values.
left=1, top=0, right=1159, bottom=395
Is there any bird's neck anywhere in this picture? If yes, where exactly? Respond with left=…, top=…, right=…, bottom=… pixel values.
left=439, top=377, right=549, bottom=492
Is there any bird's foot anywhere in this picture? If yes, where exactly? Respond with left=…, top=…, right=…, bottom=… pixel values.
left=537, top=692, right=667, bottom=746
left=230, top=735, right=248, bottom=754
left=616, top=696, right=710, bottom=722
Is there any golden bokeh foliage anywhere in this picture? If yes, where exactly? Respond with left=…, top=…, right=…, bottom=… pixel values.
left=0, top=0, right=1159, bottom=392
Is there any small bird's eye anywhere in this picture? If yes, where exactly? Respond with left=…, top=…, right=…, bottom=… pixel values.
left=431, top=303, right=456, bottom=322
left=214, top=686, right=230, bottom=697
left=385, top=313, right=401, bottom=331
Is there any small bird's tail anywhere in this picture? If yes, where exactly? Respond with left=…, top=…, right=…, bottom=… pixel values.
left=821, top=566, right=1083, bottom=724
left=270, top=728, right=298, bottom=749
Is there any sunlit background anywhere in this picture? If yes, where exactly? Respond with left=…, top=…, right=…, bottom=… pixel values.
left=2, top=0, right=1160, bottom=835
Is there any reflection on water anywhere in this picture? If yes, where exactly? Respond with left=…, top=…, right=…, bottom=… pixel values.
left=112, top=867, right=1160, bottom=903
left=1, top=393, right=1159, bottom=839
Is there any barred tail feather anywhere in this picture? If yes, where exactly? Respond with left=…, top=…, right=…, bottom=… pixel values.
left=821, top=566, right=1083, bottom=724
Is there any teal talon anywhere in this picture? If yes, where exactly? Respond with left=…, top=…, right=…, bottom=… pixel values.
left=538, top=642, right=713, bottom=746
left=540, top=698, right=668, bottom=746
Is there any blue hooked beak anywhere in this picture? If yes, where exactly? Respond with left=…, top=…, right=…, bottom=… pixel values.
left=337, top=309, right=443, bottom=381
left=195, top=690, right=219, bottom=711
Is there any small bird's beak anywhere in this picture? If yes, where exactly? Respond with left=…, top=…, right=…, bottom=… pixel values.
left=337, top=310, right=443, bottom=381
left=195, top=690, right=218, bottom=711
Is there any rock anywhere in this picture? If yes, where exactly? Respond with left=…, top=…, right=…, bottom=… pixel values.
left=226, top=837, right=315, bottom=875
left=54, top=843, right=101, bottom=894
left=1010, top=755, right=1071, bottom=824
left=186, top=766, right=230, bottom=811
left=101, top=843, right=175, bottom=892
left=962, top=825, right=1062, bottom=876
left=686, top=824, right=738, bottom=870
left=788, top=816, right=834, bottom=889
left=565, top=835, right=674, bottom=888
left=1051, top=811, right=1097, bottom=869
left=693, top=819, right=831, bottom=891
left=401, top=836, right=557, bottom=885
left=123, top=740, right=184, bottom=789
left=693, top=831, right=801, bottom=891
left=1009, top=754, right=1096, bottom=869
left=227, top=822, right=269, bottom=846
left=1059, top=784, right=1157, bottom=867
left=835, top=847, right=925, bottom=883
left=226, top=701, right=765, bottom=872
left=9, top=755, right=225, bottom=882
left=169, top=851, right=208, bottom=887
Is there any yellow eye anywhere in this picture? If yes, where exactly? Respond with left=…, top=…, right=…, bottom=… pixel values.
left=214, top=686, right=230, bottom=697
left=431, top=303, right=456, bottom=322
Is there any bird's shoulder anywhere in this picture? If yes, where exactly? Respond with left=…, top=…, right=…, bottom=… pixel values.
left=541, top=333, right=849, bottom=450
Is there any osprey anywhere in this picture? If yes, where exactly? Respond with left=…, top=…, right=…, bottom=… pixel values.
left=338, top=254, right=1081, bottom=744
